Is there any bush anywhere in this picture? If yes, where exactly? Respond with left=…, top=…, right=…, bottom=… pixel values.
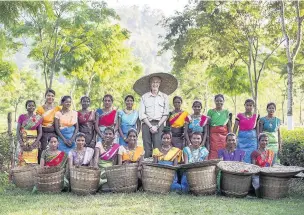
left=280, top=128, right=304, bottom=167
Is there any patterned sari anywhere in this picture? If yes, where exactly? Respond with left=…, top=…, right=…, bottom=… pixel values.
left=236, top=113, right=258, bottom=163
left=36, top=106, right=62, bottom=161
left=41, top=149, right=68, bottom=168
left=166, top=111, right=189, bottom=149
left=55, top=110, right=78, bottom=154
left=260, top=116, right=281, bottom=163
left=17, top=114, right=43, bottom=165
left=78, top=111, right=96, bottom=148
left=152, top=147, right=182, bottom=165
left=95, top=142, right=120, bottom=191
left=183, top=146, right=209, bottom=163
left=251, top=149, right=274, bottom=167
left=118, top=110, right=138, bottom=146
left=207, top=109, right=230, bottom=159
left=96, top=109, right=117, bottom=143
left=118, top=145, right=144, bottom=163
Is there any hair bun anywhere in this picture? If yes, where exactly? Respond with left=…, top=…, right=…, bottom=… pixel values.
left=162, top=126, right=171, bottom=132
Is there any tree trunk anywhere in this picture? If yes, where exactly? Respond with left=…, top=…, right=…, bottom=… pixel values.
left=7, top=112, right=15, bottom=169
left=300, top=98, right=302, bottom=125
left=281, top=100, right=285, bottom=125
left=286, top=62, right=294, bottom=129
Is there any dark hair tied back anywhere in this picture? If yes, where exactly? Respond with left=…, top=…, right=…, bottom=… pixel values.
left=61, top=95, right=71, bottom=104
left=25, top=100, right=36, bottom=108
left=267, top=102, right=276, bottom=110
left=45, top=88, right=56, bottom=97
left=124, top=95, right=134, bottom=102
left=214, top=94, right=224, bottom=101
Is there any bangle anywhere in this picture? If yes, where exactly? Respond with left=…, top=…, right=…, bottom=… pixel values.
left=149, top=126, right=152, bottom=129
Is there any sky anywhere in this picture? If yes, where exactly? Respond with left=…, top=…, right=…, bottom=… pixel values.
left=105, top=0, right=189, bottom=15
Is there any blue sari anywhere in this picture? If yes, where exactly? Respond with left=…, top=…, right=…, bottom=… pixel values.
left=237, top=130, right=257, bottom=163
left=58, top=126, right=76, bottom=154
left=118, top=110, right=138, bottom=146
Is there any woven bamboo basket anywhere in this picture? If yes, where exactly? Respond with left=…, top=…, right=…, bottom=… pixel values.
left=11, top=165, right=38, bottom=189
left=186, top=166, right=216, bottom=195
left=260, top=175, right=290, bottom=199
left=70, top=166, right=101, bottom=195
left=142, top=164, right=176, bottom=194
left=221, top=172, right=252, bottom=198
left=105, top=163, right=138, bottom=193
left=36, top=166, right=64, bottom=193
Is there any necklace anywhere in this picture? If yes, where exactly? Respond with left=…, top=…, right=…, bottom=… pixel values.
left=124, top=109, right=133, bottom=115
left=192, top=114, right=201, bottom=119
left=161, top=145, right=171, bottom=154
left=102, top=142, right=113, bottom=151
left=215, top=109, right=222, bottom=116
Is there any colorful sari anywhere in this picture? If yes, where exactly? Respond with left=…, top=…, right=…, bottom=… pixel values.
left=218, top=149, right=245, bottom=161
left=260, top=117, right=281, bottom=164
left=96, top=109, right=117, bottom=143
left=153, top=147, right=182, bottom=164
left=41, top=149, right=67, bottom=168
left=118, top=145, right=144, bottom=163
left=69, top=147, right=95, bottom=166
left=207, top=109, right=230, bottom=159
left=251, top=149, right=274, bottom=167
left=183, top=146, right=209, bottom=163
left=236, top=113, right=258, bottom=163
left=17, top=114, right=43, bottom=165
left=78, top=111, right=96, bottom=148
left=95, top=142, right=119, bottom=192
left=166, top=111, right=189, bottom=149
left=186, top=115, right=209, bottom=133
left=118, top=110, right=138, bottom=146
left=36, top=106, right=62, bottom=161
left=55, top=110, right=78, bottom=154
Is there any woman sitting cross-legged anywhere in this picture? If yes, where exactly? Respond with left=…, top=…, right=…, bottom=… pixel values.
left=218, top=133, right=245, bottom=162
left=68, top=132, right=95, bottom=168
left=153, top=128, right=183, bottom=192
left=40, top=135, right=68, bottom=168
left=93, top=127, right=120, bottom=192
left=251, top=133, right=274, bottom=197
left=181, top=132, right=210, bottom=193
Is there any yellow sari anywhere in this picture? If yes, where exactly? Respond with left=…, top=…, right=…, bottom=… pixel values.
left=153, top=147, right=182, bottom=162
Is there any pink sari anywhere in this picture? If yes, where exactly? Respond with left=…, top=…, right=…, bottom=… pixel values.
left=100, top=143, right=120, bottom=161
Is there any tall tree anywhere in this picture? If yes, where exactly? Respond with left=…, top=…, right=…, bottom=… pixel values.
left=279, top=0, right=304, bottom=130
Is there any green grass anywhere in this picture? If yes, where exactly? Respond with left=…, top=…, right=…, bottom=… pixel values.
left=0, top=188, right=303, bottom=215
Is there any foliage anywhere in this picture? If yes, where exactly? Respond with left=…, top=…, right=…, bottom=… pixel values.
left=280, top=128, right=304, bottom=166
left=160, top=0, right=284, bottom=105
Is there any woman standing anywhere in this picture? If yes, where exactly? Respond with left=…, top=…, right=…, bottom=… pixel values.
left=117, top=95, right=140, bottom=146
left=207, top=94, right=231, bottom=159
left=36, top=89, right=61, bottom=162
left=78, top=96, right=96, bottom=148
left=95, top=94, right=118, bottom=144
left=93, top=127, right=120, bottom=192
left=184, top=101, right=209, bottom=147
left=55, top=96, right=78, bottom=154
left=233, top=99, right=259, bottom=163
left=68, top=133, right=95, bottom=168
left=166, top=96, right=188, bottom=149
left=40, top=135, right=68, bottom=168
left=17, top=100, right=43, bottom=166
left=259, top=102, right=281, bottom=164
left=218, top=133, right=245, bottom=162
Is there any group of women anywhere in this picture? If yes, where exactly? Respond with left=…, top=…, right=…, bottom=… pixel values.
left=16, top=89, right=281, bottom=192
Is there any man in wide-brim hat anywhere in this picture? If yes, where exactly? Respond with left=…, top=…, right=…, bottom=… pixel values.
left=133, top=72, right=178, bottom=158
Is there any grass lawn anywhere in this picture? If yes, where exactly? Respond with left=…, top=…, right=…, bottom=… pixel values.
left=0, top=188, right=303, bottom=215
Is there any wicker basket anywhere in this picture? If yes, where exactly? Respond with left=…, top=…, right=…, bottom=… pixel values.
left=260, top=175, right=290, bottom=199
left=186, top=166, right=216, bottom=195
left=221, top=172, right=252, bottom=197
left=105, top=163, right=138, bottom=193
left=36, top=166, right=64, bottom=193
left=70, top=166, right=101, bottom=195
left=142, top=164, right=175, bottom=194
left=11, top=165, right=38, bottom=189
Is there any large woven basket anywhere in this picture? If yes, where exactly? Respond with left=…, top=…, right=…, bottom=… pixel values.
left=36, top=166, right=64, bottom=193
left=221, top=172, right=252, bottom=198
left=142, top=163, right=176, bottom=194
left=260, top=175, right=290, bottom=199
left=11, top=165, right=38, bottom=189
left=70, top=166, right=101, bottom=195
left=105, top=163, right=138, bottom=193
left=186, top=165, right=216, bottom=195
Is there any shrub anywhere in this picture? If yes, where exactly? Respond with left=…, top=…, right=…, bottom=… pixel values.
left=280, top=128, right=304, bottom=167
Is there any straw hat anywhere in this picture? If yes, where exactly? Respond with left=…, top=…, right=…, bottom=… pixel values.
left=133, top=72, right=178, bottom=96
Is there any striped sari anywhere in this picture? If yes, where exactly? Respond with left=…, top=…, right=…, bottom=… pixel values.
left=17, top=114, right=43, bottom=165
left=166, top=111, right=189, bottom=149
left=41, top=149, right=68, bottom=168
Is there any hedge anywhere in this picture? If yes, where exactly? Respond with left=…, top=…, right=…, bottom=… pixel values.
left=280, top=128, right=304, bottom=167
